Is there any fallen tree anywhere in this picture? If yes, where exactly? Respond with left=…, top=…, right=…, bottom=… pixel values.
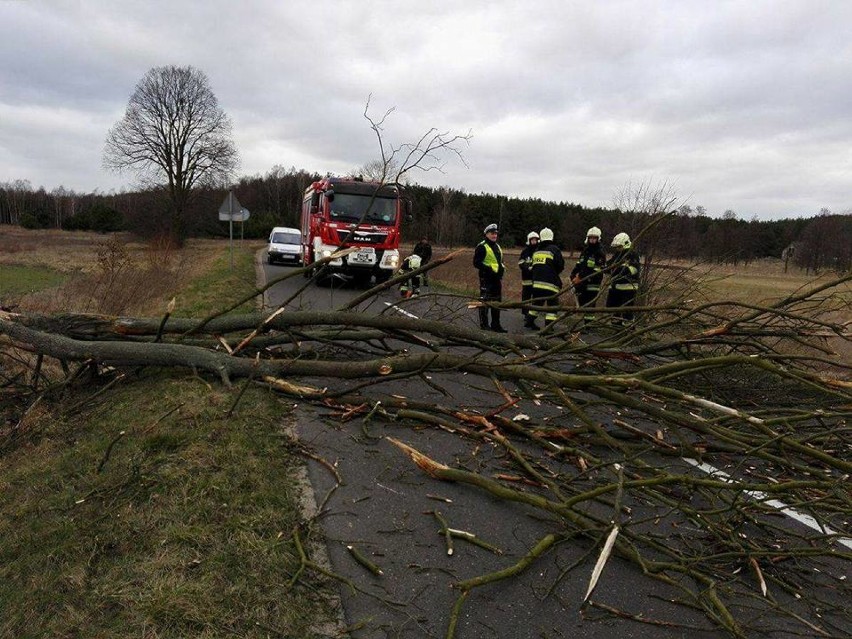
left=1, top=267, right=850, bottom=639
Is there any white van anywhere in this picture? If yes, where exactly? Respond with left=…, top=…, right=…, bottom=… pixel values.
left=267, top=226, right=303, bottom=265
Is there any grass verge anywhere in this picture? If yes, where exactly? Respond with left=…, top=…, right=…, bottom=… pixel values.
left=175, top=245, right=263, bottom=317
left=0, top=241, right=338, bottom=638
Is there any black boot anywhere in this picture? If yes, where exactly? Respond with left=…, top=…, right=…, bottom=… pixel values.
left=479, top=307, right=490, bottom=330
left=490, top=309, right=507, bottom=333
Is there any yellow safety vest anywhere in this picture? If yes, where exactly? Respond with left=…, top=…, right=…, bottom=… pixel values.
left=478, top=241, right=502, bottom=274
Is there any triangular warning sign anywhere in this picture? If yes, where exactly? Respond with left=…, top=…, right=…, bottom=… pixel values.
left=218, top=191, right=243, bottom=215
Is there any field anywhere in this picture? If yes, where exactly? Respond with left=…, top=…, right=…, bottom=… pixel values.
left=0, top=227, right=263, bottom=317
left=412, top=243, right=846, bottom=305
left=1, top=229, right=850, bottom=637
left=1, top=229, right=339, bottom=638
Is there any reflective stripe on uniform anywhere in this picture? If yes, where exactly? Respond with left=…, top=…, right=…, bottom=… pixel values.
left=532, top=250, right=553, bottom=265
left=614, top=283, right=638, bottom=291
left=521, top=279, right=532, bottom=286
left=532, top=281, right=560, bottom=293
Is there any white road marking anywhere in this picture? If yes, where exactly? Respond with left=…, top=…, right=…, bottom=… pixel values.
left=683, top=458, right=852, bottom=551
left=384, top=301, right=420, bottom=319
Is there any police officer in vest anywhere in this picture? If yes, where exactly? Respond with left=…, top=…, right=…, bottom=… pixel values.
left=529, top=227, right=564, bottom=329
left=473, top=223, right=507, bottom=332
left=518, top=231, right=540, bottom=328
left=570, top=226, right=606, bottom=325
left=606, top=232, right=641, bottom=324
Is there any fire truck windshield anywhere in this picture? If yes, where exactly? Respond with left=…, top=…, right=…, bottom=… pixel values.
left=329, top=193, right=398, bottom=225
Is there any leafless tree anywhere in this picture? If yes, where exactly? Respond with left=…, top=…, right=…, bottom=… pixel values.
left=103, top=65, right=239, bottom=243
left=362, top=94, right=471, bottom=187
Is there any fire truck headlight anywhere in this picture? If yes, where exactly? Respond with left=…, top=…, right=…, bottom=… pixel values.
left=381, top=249, right=400, bottom=269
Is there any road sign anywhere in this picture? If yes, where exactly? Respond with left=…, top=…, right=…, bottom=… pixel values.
left=219, top=191, right=250, bottom=270
left=219, top=192, right=250, bottom=221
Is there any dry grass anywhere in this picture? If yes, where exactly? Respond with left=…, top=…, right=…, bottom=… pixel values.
left=414, top=243, right=847, bottom=306
left=1, top=229, right=338, bottom=637
left=0, top=228, right=253, bottom=317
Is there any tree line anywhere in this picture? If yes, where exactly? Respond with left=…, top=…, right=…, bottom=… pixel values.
left=1, top=170, right=849, bottom=273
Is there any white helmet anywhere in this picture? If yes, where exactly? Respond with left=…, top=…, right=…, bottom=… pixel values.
left=611, top=232, right=631, bottom=249
left=586, top=226, right=602, bottom=239
left=407, top=254, right=422, bottom=269
left=539, top=227, right=554, bottom=242
left=526, top=231, right=540, bottom=243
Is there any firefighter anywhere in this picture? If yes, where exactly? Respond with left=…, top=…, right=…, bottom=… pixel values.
left=412, top=237, right=433, bottom=286
left=529, top=227, right=564, bottom=329
left=518, top=231, right=540, bottom=328
left=473, top=223, right=507, bottom=332
left=398, top=253, right=422, bottom=298
left=606, top=232, right=641, bottom=324
left=570, top=226, right=606, bottom=325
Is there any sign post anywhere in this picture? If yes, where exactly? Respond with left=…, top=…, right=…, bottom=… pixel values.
left=218, top=192, right=250, bottom=270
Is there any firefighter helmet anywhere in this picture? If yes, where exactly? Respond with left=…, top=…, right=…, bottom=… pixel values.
left=539, top=227, right=554, bottom=241
left=526, top=231, right=540, bottom=243
left=407, top=254, right=422, bottom=269
left=611, top=232, right=631, bottom=249
left=586, top=226, right=602, bottom=239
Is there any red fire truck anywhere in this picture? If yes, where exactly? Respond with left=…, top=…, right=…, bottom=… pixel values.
left=300, top=176, right=409, bottom=285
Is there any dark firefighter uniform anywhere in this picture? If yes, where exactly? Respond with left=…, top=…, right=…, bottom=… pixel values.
left=606, top=233, right=641, bottom=323
left=570, top=229, right=606, bottom=324
left=473, top=224, right=507, bottom=332
left=412, top=238, right=432, bottom=286
left=518, top=231, right=539, bottom=328
left=398, top=254, right=422, bottom=298
left=529, top=228, right=564, bottom=328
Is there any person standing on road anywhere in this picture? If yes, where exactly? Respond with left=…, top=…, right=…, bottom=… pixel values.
left=606, top=232, right=641, bottom=324
left=412, top=236, right=433, bottom=287
left=570, top=226, right=606, bottom=326
left=398, top=253, right=422, bottom=298
left=518, top=231, right=539, bottom=328
left=529, top=227, right=564, bottom=330
left=473, top=223, right=507, bottom=332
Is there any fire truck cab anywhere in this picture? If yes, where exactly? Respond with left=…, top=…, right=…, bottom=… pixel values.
left=301, top=177, right=407, bottom=285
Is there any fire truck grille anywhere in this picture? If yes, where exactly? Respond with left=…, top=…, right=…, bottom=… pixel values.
left=335, top=231, right=388, bottom=245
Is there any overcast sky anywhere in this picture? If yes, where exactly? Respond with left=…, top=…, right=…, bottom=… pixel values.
left=1, top=0, right=850, bottom=219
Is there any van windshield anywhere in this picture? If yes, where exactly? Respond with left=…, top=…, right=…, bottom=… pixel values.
left=272, top=232, right=300, bottom=244
left=329, top=194, right=398, bottom=225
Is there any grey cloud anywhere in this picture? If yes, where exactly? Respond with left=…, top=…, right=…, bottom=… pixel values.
left=1, top=0, right=850, bottom=218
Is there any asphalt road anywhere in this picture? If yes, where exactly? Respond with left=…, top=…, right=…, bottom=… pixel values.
left=259, top=259, right=849, bottom=639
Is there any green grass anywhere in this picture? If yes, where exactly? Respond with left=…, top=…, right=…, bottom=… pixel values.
left=0, top=376, right=336, bottom=638
left=0, top=245, right=338, bottom=638
left=176, top=245, right=262, bottom=317
left=0, top=264, right=67, bottom=297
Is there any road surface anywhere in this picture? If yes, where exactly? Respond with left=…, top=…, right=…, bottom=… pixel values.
left=259, top=258, right=849, bottom=639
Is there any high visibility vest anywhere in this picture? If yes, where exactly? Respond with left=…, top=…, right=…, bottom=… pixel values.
left=478, top=241, right=502, bottom=274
